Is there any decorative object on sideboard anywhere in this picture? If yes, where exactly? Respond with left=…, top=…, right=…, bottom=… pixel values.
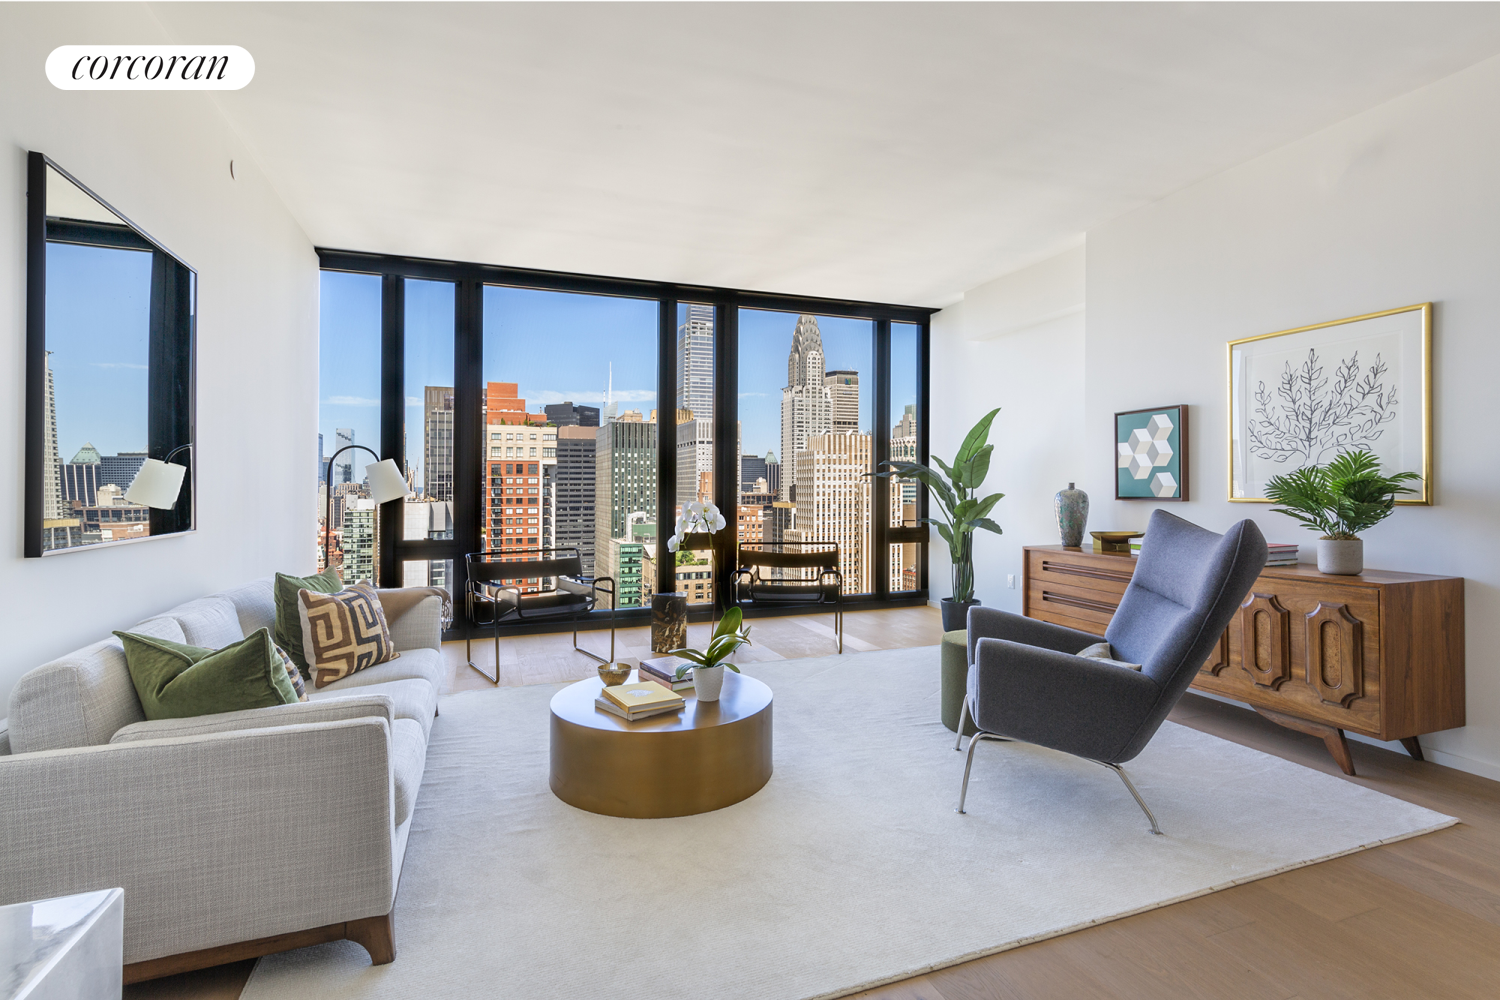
left=878, top=407, right=1004, bottom=632
left=670, top=607, right=753, bottom=702
left=651, top=592, right=688, bottom=653
left=1116, top=404, right=1188, bottom=500
left=1229, top=303, right=1431, bottom=504
left=1262, top=449, right=1422, bottom=576
left=1090, top=530, right=1143, bottom=554
left=1054, top=482, right=1088, bottom=546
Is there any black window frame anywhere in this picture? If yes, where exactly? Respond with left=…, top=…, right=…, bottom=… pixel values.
left=316, top=248, right=932, bottom=638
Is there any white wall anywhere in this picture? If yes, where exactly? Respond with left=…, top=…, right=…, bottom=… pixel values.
left=934, top=53, right=1500, bottom=778
left=1, top=6, right=318, bottom=708
left=929, top=246, right=1086, bottom=616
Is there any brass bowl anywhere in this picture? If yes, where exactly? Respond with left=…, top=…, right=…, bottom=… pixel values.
left=598, top=663, right=633, bottom=686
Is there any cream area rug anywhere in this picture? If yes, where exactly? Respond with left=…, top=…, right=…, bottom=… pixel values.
left=244, top=647, right=1454, bottom=1000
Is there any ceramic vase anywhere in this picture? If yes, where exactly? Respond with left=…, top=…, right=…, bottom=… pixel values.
left=694, top=664, right=726, bottom=702
left=1055, top=483, right=1089, bottom=548
left=1317, top=538, right=1364, bottom=575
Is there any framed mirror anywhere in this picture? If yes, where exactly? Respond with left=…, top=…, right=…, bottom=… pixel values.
left=25, top=152, right=196, bottom=556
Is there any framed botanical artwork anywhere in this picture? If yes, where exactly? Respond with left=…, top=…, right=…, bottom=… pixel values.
left=1228, top=303, right=1431, bottom=504
left=1116, top=405, right=1188, bottom=501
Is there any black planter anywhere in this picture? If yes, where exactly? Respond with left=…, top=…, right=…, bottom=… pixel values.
left=940, top=598, right=980, bottom=632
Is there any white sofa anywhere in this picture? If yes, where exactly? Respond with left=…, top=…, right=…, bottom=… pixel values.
left=0, top=577, right=444, bottom=982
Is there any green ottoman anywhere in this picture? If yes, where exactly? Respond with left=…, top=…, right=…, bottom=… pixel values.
left=940, top=629, right=977, bottom=736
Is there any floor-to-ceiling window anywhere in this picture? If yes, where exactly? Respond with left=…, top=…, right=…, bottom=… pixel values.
left=317, top=251, right=928, bottom=633
left=738, top=309, right=874, bottom=596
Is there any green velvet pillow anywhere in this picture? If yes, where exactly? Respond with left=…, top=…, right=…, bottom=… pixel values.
left=275, top=568, right=342, bottom=677
left=114, top=627, right=300, bottom=721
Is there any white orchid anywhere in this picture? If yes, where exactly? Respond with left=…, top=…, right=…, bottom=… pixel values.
left=668, top=501, right=724, bottom=553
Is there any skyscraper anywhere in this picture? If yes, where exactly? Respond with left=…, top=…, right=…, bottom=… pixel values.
left=677, top=304, right=715, bottom=422
left=342, top=497, right=377, bottom=583
left=825, top=370, right=861, bottom=432
left=792, top=432, right=872, bottom=595
left=335, top=428, right=355, bottom=485
left=318, top=432, right=325, bottom=484
left=780, top=315, right=833, bottom=503
left=741, top=452, right=768, bottom=494
left=677, top=415, right=714, bottom=507
left=891, top=405, right=919, bottom=592
left=554, top=425, right=597, bottom=576
left=544, top=401, right=601, bottom=427
left=63, top=443, right=103, bottom=508
left=41, top=353, right=64, bottom=522
left=423, top=387, right=454, bottom=502
left=595, top=417, right=656, bottom=608
left=99, top=453, right=147, bottom=490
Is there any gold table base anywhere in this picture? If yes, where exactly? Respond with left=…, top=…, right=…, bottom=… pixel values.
left=549, top=671, right=773, bottom=818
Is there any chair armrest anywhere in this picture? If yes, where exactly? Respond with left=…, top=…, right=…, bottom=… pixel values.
left=0, top=718, right=396, bottom=964
left=377, top=589, right=446, bottom=651
left=970, top=637, right=1161, bottom=762
left=965, top=607, right=1101, bottom=663
left=558, top=575, right=591, bottom=597
left=109, top=693, right=396, bottom=744
left=0, top=719, right=9, bottom=757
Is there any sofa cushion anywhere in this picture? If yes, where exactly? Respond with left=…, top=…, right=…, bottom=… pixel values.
left=110, top=692, right=396, bottom=743
left=390, top=718, right=427, bottom=826
left=115, top=628, right=300, bottom=721
left=126, top=617, right=189, bottom=645
left=275, top=568, right=342, bottom=677
left=311, top=678, right=437, bottom=740
left=299, top=584, right=399, bottom=689
left=310, top=647, right=445, bottom=695
left=163, top=596, right=245, bottom=649
left=8, top=638, right=146, bottom=753
left=214, top=577, right=277, bottom=638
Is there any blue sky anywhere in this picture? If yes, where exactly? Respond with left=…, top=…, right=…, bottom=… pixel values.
left=320, top=273, right=916, bottom=482
left=47, top=242, right=152, bottom=461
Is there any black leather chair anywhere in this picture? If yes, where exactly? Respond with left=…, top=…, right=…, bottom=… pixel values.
left=957, top=510, right=1267, bottom=833
left=731, top=542, right=843, bottom=654
left=463, top=547, right=615, bottom=684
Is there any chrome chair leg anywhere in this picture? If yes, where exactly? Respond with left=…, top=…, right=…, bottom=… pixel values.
left=465, top=629, right=499, bottom=685
left=955, top=732, right=1010, bottom=814
left=1099, top=761, right=1163, bottom=835
left=955, top=695, right=971, bottom=751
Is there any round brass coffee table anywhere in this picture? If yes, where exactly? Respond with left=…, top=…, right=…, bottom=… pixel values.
left=549, top=670, right=773, bottom=818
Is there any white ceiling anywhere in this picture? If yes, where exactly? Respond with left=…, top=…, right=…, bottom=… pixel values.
left=152, top=2, right=1500, bottom=307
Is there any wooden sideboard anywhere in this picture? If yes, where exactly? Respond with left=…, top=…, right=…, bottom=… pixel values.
left=1022, top=544, right=1465, bottom=775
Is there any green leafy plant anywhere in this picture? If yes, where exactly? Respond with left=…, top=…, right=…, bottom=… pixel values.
left=1263, top=449, right=1421, bottom=540
left=877, top=408, right=1004, bottom=604
left=671, top=606, right=753, bottom=679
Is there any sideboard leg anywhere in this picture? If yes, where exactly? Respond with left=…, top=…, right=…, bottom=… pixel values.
left=1400, top=737, right=1425, bottom=762
left=1254, top=706, right=1358, bottom=776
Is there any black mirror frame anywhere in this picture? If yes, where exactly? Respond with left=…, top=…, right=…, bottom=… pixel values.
left=25, top=151, right=197, bottom=557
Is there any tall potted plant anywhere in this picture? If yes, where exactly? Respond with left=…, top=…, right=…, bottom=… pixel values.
left=1263, top=449, right=1421, bottom=575
left=879, top=408, right=1004, bottom=631
left=666, top=501, right=752, bottom=701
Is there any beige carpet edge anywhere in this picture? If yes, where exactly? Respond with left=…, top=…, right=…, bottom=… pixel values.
left=816, top=815, right=1459, bottom=1000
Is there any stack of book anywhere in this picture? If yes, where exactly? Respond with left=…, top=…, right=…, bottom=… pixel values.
left=595, top=679, right=685, bottom=722
left=638, top=655, right=695, bottom=692
left=1266, top=543, right=1300, bottom=567
left=1129, top=537, right=1144, bottom=557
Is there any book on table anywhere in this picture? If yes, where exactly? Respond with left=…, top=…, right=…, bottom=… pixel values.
left=594, top=697, right=683, bottom=722
left=638, top=655, right=695, bottom=690
left=602, top=679, right=685, bottom=714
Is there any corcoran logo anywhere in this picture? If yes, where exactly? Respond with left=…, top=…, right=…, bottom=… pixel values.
left=46, top=45, right=254, bottom=90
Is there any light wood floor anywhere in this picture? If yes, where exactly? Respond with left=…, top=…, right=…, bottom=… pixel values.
left=127, top=606, right=1500, bottom=1000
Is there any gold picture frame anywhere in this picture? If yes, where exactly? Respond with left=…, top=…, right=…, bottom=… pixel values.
left=1227, top=303, right=1431, bottom=504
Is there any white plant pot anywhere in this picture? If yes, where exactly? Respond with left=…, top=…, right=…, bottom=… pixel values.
left=694, top=664, right=726, bottom=702
left=1317, top=538, right=1364, bottom=575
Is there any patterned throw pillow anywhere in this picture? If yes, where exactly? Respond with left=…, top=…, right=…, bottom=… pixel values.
left=273, top=644, right=309, bottom=702
left=297, top=583, right=400, bottom=689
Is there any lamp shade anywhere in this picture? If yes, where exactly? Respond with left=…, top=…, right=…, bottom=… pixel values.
left=124, top=458, right=188, bottom=509
left=365, top=459, right=408, bottom=504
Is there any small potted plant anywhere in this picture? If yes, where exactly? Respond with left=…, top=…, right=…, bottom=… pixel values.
left=1263, top=449, right=1421, bottom=575
left=670, top=607, right=753, bottom=702
left=878, top=408, right=1005, bottom=631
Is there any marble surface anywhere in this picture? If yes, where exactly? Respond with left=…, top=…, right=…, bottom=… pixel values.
left=2, top=889, right=122, bottom=1000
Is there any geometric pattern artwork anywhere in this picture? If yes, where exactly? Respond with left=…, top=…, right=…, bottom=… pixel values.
left=298, top=583, right=400, bottom=688
left=1116, top=405, right=1188, bottom=501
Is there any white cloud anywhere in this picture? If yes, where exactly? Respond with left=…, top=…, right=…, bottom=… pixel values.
left=406, top=397, right=423, bottom=407
left=739, top=392, right=768, bottom=399
left=527, top=389, right=657, bottom=405
left=324, top=395, right=381, bottom=407
left=92, top=362, right=147, bottom=370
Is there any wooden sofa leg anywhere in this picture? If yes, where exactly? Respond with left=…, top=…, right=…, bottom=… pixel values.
left=347, top=912, right=396, bottom=965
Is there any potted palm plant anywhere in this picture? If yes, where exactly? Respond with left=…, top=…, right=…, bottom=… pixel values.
left=1263, top=449, right=1422, bottom=575
left=878, top=408, right=1005, bottom=631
